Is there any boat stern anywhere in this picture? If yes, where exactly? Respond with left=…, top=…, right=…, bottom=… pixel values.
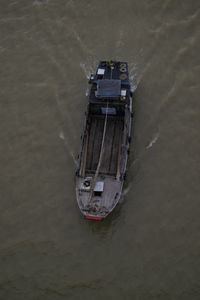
left=76, top=175, right=123, bottom=220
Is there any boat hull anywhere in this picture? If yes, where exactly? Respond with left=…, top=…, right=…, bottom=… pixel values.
left=75, top=61, right=132, bottom=220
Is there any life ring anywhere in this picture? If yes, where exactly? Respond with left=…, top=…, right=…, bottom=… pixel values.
left=120, top=73, right=127, bottom=80
left=120, top=67, right=127, bottom=72
left=84, top=180, right=90, bottom=187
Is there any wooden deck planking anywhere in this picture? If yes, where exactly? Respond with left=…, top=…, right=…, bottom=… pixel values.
left=91, top=118, right=104, bottom=170
left=100, top=177, right=122, bottom=210
left=109, top=118, right=123, bottom=174
left=86, top=115, right=124, bottom=175
left=107, top=118, right=117, bottom=173
left=86, top=118, right=97, bottom=170
left=100, top=118, right=115, bottom=173
left=86, top=117, right=102, bottom=171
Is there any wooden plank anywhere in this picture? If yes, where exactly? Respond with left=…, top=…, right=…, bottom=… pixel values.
left=108, top=118, right=117, bottom=173
left=100, top=118, right=114, bottom=173
left=86, top=117, right=97, bottom=170
left=110, top=118, right=123, bottom=174
left=87, top=108, right=109, bottom=205
left=81, top=130, right=89, bottom=177
left=100, top=177, right=122, bottom=209
left=90, top=118, right=104, bottom=170
left=85, top=115, right=124, bottom=175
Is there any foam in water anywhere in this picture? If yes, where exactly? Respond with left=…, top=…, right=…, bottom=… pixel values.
left=146, top=132, right=159, bottom=149
left=122, top=185, right=131, bottom=197
left=59, top=131, right=65, bottom=140
left=59, top=131, right=78, bottom=167
left=80, top=62, right=90, bottom=79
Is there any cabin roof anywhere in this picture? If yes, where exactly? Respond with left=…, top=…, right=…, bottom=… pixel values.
left=88, top=61, right=131, bottom=105
left=97, top=79, right=121, bottom=98
left=94, top=181, right=104, bottom=192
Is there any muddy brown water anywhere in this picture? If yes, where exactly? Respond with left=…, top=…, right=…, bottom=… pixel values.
left=0, top=0, right=200, bottom=299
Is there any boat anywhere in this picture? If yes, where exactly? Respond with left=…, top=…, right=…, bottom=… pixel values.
left=75, top=60, right=133, bottom=220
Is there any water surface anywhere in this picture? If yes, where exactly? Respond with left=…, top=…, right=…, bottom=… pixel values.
left=0, top=0, right=200, bottom=299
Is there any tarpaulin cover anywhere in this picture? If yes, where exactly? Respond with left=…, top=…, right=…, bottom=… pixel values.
left=97, top=79, right=121, bottom=98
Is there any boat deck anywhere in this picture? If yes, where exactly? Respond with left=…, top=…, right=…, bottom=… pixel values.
left=76, top=175, right=122, bottom=217
left=85, top=115, right=124, bottom=175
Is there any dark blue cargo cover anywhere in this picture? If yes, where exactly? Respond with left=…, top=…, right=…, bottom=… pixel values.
left=97, top=79, right=121, bottom=98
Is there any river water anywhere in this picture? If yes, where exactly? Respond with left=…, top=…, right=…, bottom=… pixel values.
left=0, top=0, right=200, bottom=299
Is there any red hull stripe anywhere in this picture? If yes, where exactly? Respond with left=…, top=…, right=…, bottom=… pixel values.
left=85, top=215, right=102, bottom=221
